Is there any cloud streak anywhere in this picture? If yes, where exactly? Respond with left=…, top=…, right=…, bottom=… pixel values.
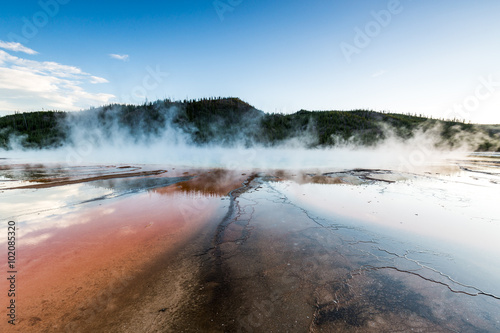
left=0, top=48, right=114, bottom=112
left=109, top=54, right=129, bottom=61
left=0, top=40, right=38, bottom=55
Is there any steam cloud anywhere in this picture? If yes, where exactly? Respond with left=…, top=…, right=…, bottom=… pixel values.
left=1, top=101, right=498, bottom=172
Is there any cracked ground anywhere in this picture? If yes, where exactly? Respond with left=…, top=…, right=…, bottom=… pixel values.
left=1, top=162, right=499, bottom=332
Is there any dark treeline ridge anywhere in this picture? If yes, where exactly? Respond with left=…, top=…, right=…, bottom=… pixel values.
left=1, top=97, right=499, bottom=151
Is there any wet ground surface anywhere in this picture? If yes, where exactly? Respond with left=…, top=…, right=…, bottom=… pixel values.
left=1, top=157, right=499, bottom=332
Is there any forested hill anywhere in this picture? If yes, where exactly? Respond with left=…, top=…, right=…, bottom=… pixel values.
left=1, top=97, right=499, bottom=151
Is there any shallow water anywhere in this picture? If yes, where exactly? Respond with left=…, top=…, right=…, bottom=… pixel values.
left=0, top=157, right=499, bottom=332
left=186, top=175, right=500, bottom=332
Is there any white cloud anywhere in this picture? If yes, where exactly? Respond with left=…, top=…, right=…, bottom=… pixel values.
left=90, top=76, right=109, bottom=84
left=0, top=50, right=114, bottom=111
left=0, top=40, right=38, bottom=55
left=109, top=54, right=129, bottom=61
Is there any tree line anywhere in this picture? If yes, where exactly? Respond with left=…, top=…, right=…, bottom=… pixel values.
left=0, top=98, right=498, bottom=151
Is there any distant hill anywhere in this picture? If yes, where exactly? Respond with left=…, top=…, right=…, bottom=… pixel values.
left=1, top=97, right=499, bottom=151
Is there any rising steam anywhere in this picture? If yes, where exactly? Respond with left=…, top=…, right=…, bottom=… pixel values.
left=1, top=100, right=499, bottom=172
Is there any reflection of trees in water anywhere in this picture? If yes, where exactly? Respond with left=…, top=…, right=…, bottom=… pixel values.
left=87, top=168, right=244, bottom=198
left=155, top=188, right=223, bottom=199
left=0, top=164, right=153, bottom=184
left=0, top=163, right=137, bottom=182
left=151, top=169, right=244, bottom=198
left=89, top=176, right=192, bottom=193
left=0, top=163, right=68, bottom=181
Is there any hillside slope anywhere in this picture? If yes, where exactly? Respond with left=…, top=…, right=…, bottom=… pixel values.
left=1, top=98, right=499, bottom=151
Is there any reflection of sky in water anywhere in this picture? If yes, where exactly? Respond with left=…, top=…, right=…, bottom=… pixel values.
left=1, top=158, right=499, bottom=330
left=277, top=169, right=500, bottom=296
left=0, top=172, right=226, bottom=247
left=0, top=184, right=116, bottom=243
left=285, top=173, right=500, bottom=253
left=0, top=183, right=115, bottom=220
left=2, top=158, right=499, bottom=297
left=0, top=166, right=241, bottom=249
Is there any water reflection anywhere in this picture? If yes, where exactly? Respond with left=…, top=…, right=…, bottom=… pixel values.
left=193, top=176, right=500, bottom=332
left=0, top=163, right=146, bottom=189
left=151, top=169, right=248, bottom=197
left=1, top=157, right=499, bottom=332
left=0, top=169, right=229, bottom=333
left=89, top=175, right=192, bottom=193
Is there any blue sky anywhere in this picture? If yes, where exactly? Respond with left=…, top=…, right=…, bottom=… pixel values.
left=1, top=0, right=500, bottom=123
